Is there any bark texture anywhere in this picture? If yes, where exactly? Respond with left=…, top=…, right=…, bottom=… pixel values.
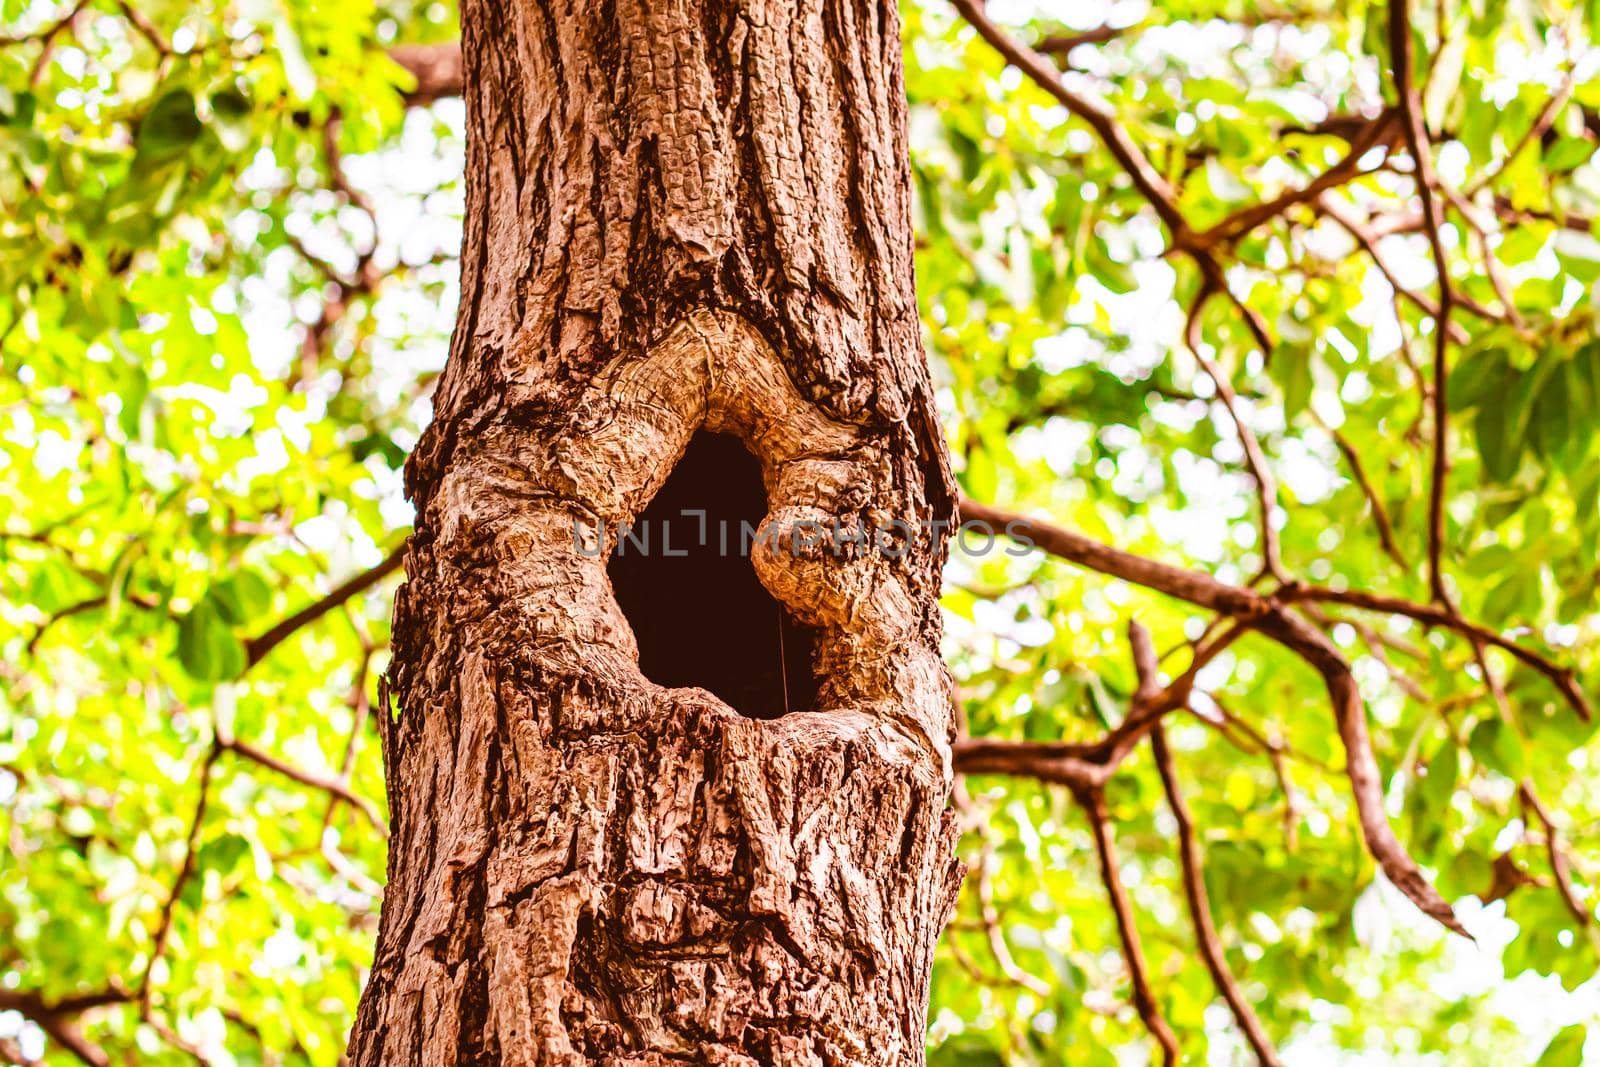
left=350, top=1, right=962, bottom=1063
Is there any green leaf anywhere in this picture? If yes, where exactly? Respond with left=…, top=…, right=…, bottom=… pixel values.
left=1543, top=136, right=1595, bottom=173
left=137, top=89, right=203, bottom=157
left=210, top=87, right=250, bottom=121
left=1536, top=1024, right=1589, bottom=1066
left=1474, top=397, right=1521, bottom=483
left=176, top=597, right=247, bottom=681
left=928, top=1040, right=1007, bottom=1067
left=210, top=570, right=273, bottom=626
left=198, top=832, right=252, bottom=876
left=0, top=87, right=36, bottom=127
left=1468, top=718, right=1526, bottom=779
left=1272, top=344, right=1313, bottom=418
left=1447, top=347, right=1510, bottom=413
left=1529, top=366, right=1575, bottom=465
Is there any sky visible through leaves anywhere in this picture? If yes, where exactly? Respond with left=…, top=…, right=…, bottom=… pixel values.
left=1, top=0, right=1598, bottom=1063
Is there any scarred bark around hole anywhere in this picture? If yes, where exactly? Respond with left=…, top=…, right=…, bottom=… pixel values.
left=349, top=1, right=962, bottom=1064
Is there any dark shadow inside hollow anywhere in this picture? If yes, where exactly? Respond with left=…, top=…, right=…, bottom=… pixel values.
left=608, top=432, right=820, bottom=719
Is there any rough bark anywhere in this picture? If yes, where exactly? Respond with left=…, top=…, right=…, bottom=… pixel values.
left=350, top=1, right=962, bottom=1064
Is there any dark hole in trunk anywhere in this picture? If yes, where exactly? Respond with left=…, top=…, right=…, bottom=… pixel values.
left=608, top=432, right=819, bottom=719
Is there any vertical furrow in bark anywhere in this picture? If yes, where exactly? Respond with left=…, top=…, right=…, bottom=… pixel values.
left=353, top=1, right=960, bottom=1063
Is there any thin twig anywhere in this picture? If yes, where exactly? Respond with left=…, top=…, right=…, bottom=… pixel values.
left=144, top=743, right=220, bottom=997
left=1464, top=74, right=1574, bottom=198
left=1437, top=183, right=1527, bottom=330
left=1076, top=784, right=1180, bottom=1065
left=1278, top=584, right=1590, bottom=721
left=0, top=0, right=88, bottom=49
left=1187, top=286, right=1285, bottom=579
left=0, top=987, right=128, bottom=1067
left=1035, top=25, right=1128, bottom=57
left=1193, top=110, right=1398, bottom=251
left=1316, top=195, right=1481, bottom=337
left=1326, top=426, right=1407, bottom=569
left=115, top=0, right=170, bottom=55
left=1151, top=727, right=1282, bottom=1066
left=219, top=736, right=388, bottom=838
left=949, top=0, right=1186, bottom=237
left=1520, top=782, right=1592, bottom=930
left=1387, top=0, right=1457, bottom=607
left=244, top=543, right=406, bottom=669
left=958, top=498, right=1470, bottom=935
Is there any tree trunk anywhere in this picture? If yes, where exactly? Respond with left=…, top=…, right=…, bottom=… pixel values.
left=348, top=1, right=962, bottom=1064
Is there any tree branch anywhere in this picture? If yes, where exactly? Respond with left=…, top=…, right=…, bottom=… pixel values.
left=1387, top=0, right=1456, bottom=607
left=1035, top=25, right=1128, bottom=57
left=1187, top=286, right=1285, bottom=579
left=244, top=543, right=406, bottom=670
left=957, top=497, right=1470, bottom=936
left=218, top=735, right=389, bottom=839
left=1326, top=426, right=1407, bottom=570
left=1520, top=782, right=1592, bottom=929
left=389, top=42, right=464, bottom=106
left=0, top=986, right=126, bottom=1067
left=1151, top=726, right=1282, bottom=1066
left=1077, top=784, right=1180, bottom=1065
left=1464, top=74, right=1574, bottom=198
left=1315, top=195, right=1482, bottom=337
left=1277, top=585, right=1590, bottom=721
left=143, top=744, right=221, bottom=1004
left=948, top=0, right=1186, bottom=237
left=1192, top=109, right=1398, bottom=251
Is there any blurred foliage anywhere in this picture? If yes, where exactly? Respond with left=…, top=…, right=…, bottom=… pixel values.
left=0, top=0, right=1597, bottom=1063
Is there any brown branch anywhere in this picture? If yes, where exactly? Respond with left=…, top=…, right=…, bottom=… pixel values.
left=1267, top=743, right=1303, bottom=852
left=115, top=0, right=169, bottom=55
left=963, top=825, right=1051, bottom=997
left=952, top=619, right=1232, bottom=787
left=958, top=498, right=1470, bottom=935
left=0, top=0, right=89, bottom=48
left=1088, top=620, right=1242, bottom=765
left=1491, top=196, right=1594, bottom=235
left=1036, top=24, right=1129, bottom=61
left=1197, top=698, right=1339, bottom=775
left=218, top=735, right=389, bottom=839
left=0, top=1036, right=40, bottom=1066
left=27, top=596, right=107, bottom=655
left=1298, top=603, right=1430, bottom=703
left=1254, top=609, right=1471, bottom=937
left=1315, top=195, right=1480, bottom=338
left=1191, top=109, right=1399, bottom=251
left=0, top=986, right=128, bottom=1067
left=389, top=42, right=464, bottom=106
left=1464, top=74, right=1574, bottom=198
left=954, top=736, right=1103, bottom=790
left=958, top=498, right=1265, bottom=617
left=1077, top=785, right=1180, bottom=1065
left=140, top=1007, right=211, bottom=1065
left=1387, top=0, right=1456, bottom=607
left=948, top=0, right=1186, bottom=237
left=321, top=636, right=375, bottom=833
left=1187, top=287, right=1284, bottom=579
left=1036, top=25, right=1127, bottom=53
left=1151, top=727, right=1282, bottom=1066
left=1277, top=585, right=1590, bottom=721
left=948, top=1, right=1283, bottom=364
left=143, top=744, right=221, bottom=1001
left=243, top=543, right=406, bottom=669
left=1520, top=782, right=1591, bottom=929
left=1327, top=427, right=1407, bottom=570
left=1436, top=184, right=1527, bottom=330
